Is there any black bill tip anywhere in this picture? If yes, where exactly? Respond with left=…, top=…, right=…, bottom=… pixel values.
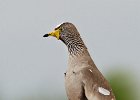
left=43, top=34, right=49, bottom=37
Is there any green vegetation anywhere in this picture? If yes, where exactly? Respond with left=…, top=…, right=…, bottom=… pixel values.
left=107, top=70, right=137, bottom=100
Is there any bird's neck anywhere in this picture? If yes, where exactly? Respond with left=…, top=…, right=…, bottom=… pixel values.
left=67, top=45, right=95, bottom=72
left=63, top=36, right=87, bottom=56
left=65, top=37, right=97, bottom=72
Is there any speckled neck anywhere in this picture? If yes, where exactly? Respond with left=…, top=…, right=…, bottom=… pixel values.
left=61, top=35, right=87, bottom=56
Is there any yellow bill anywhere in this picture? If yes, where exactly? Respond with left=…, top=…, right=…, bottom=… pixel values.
left=43, top=29, right=60, bottom=40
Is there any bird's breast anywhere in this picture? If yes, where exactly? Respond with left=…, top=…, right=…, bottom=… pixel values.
left=64, top=68, right=84, bottom=100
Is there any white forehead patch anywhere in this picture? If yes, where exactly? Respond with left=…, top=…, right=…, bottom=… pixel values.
left=98, top=87, right=110, bottom=95
left=55, top=22, right=64, bottom=28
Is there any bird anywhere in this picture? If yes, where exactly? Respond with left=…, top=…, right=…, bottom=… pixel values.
left=43, top=22, right=116, bottom=100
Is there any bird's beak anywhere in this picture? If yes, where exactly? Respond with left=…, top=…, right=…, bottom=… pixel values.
left=43, top=29, right=60, bottom=40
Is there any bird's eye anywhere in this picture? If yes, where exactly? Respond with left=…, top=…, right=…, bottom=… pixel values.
left=61, top=32, right=66, bottom=37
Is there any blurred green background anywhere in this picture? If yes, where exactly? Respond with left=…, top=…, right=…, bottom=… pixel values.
left=108, top=69, right=138, bottom=100
left=0, top=0, right=140, bottom=100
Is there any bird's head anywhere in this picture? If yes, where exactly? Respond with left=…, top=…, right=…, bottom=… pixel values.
left=43, top=22, right=86, bottom=55
left=43, top=22, right=80, bottom=44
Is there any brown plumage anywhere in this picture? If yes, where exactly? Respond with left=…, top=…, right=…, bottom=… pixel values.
left=43, top=22, right=116, bottom=100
